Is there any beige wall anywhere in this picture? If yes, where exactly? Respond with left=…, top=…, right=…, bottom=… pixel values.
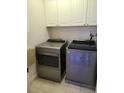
left=27, top=0, right=49, bottom=82
left=48, top=26, right=97, bottom=42
left=27, top=0, right=49, bottom=66
left=27, top=0, right=49, bottom=49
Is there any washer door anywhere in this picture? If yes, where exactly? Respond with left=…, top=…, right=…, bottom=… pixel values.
left=37, top=52, right=59, bottom=68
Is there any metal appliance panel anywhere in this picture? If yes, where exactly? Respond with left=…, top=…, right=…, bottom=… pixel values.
left=36, top=40, right=67, bottom=82
left=66, top=49, right=97, bottom=86
left=37, top=65, right=61, bottom=82
left=37, top=55, right=59, bottom=67
left=36, top=48, right=60, bottom=68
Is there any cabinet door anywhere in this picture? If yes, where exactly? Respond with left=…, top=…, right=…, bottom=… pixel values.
left=71, top=0, right=87, bottom=26
left=58, top=0, right=72, bottom=26
left=86, top=0, right=97, bottom=25
left=44, top=0, right=57, bottom=26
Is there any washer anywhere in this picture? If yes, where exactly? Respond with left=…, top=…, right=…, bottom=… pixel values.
left=36, top=39, right=67, bottom=82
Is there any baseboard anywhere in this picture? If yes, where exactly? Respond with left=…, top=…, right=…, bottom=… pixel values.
left=29, top=73, right=37, bottom=82
left=28, top=63, right=37, bottom=82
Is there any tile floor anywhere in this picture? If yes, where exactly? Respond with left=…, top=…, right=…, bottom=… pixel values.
left=29, top=77, right=96, bottom=93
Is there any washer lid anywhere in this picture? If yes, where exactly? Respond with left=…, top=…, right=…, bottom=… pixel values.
left=36, top=40, right=66, bottom=49
left=68, top=40, right=97, bottom=51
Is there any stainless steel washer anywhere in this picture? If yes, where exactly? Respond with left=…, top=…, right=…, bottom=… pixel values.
left=36, top=39, right=67, bottom=82
left=66, top=40, right=97, bottom=89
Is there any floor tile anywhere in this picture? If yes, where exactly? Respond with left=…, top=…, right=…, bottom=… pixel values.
left=80, top=87, right=95, bottom=93
left=51, top=85, right=66, bottom=93
left=66, top=83, right=80, bottom=93
left=36, top=89, right=51, bottom=93
left=29, top=77, right=96, bottom=93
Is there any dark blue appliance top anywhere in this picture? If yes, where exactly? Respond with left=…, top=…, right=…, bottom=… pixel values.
left=68, top=40, right=97, bottom=51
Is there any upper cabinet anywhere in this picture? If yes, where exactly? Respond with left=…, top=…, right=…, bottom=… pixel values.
left=44, top=0, right=97, bottom=27
left=86, top=0, right=97, bottom=25
left=58, top=0, right=71, bottom=26
left=71, top=0, right=87, bottom=26
left=44, top=0, right=57, bottom=26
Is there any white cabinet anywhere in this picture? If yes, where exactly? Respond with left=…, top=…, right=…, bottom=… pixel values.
left=44, top=0, right=57, bottom=26
left=58, top=0, right=86, bottom=26
left=71, top=0, right=87, bottom=26
left=58, top=0, right=71, bottom=26
left=44, top=0, right=97, bottom=27
left=86, top=0, right=97, bottom=25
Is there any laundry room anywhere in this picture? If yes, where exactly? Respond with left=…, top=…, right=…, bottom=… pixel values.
left=1, top=0, right=124, bottom=93
left=27, top=0, right=97, bottom=93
